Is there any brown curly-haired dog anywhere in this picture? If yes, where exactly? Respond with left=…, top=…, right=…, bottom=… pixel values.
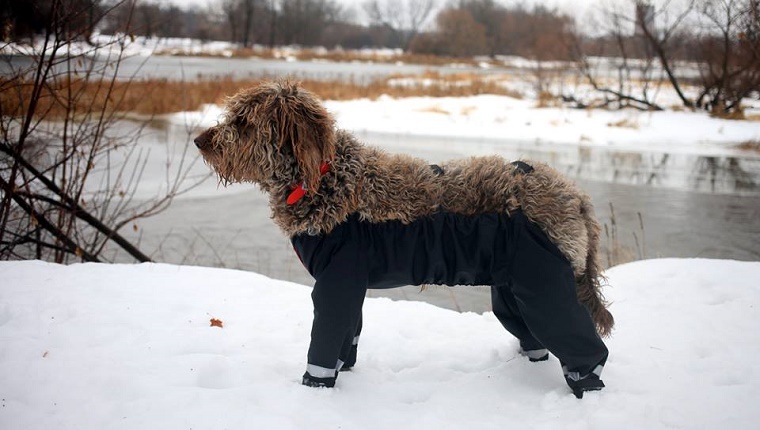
left=195, top=80, right=613, bottom=397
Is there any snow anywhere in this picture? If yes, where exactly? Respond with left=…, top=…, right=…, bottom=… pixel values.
left=325, top=96, right=759, bottom=155
left=1, top=258, right=759, bottom=429
left=180, top=95, right=760, bottom=160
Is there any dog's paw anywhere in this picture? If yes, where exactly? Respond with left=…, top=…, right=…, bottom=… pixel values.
left=302, top=371, right=337, bottom=388
left=519, top=347, right=549, bottom=362
left=340, top=344, right=358, bottom=371
left=565, top=373, right=605, bottom=399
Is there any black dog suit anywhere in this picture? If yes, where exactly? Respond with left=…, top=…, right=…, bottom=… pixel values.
left=292, top=206, right=609, bottom=397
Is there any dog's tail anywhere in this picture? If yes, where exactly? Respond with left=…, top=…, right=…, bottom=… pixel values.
left=576, top=195, right=615, bottom=337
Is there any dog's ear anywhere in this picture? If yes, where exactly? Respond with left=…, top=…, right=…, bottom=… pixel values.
left=273, top=82, right=336, bottom=192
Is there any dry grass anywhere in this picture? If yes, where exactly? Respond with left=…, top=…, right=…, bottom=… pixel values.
left=416, top=105, right=450, bottom=115
left=710, top=109, right=747, bottom=120
left=0, top=77, right=229, bottom=118
left=536, top=91, right=559, bottom=108
left=1, top=72, right=525, bottom=118
left=459, top=105, right=477, bottom=116
left=385, top=71, right=523, bottom=99
left=737, top=140, right=760, bottom=153
left=296, top=49, right=479, bottom=67
left=606, top=118, right=640, bottom=129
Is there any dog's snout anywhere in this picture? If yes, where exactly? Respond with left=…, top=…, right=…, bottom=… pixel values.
left=194, top=129, right=214, bottom=149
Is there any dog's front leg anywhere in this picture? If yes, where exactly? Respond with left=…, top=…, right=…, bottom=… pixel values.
left=302, top=269, right=367, bottom=388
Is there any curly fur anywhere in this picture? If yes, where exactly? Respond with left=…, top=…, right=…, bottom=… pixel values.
left=195, top=80, right=614, bottom=337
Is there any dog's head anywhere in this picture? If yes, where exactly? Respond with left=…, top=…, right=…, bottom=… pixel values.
left=194, top=81, right=336, bottom=192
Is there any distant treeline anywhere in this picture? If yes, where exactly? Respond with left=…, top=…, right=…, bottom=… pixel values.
left=0, top=0, right=706, bottom=60
left=2, top=0, right=579, bottom=59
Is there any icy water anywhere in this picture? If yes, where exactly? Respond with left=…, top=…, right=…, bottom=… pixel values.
left=3, top=54, right=481, bottom=83
left=119, top=123, right=760, bottom=313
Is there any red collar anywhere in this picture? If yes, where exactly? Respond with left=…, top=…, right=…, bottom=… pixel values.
left=286, top=162, right=330, bottom=205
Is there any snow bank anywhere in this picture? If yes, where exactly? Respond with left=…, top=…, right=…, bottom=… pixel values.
left=1, top=258, right=759, bottom=429
left=172, top=95, right=759, bottom=158
left=323, top=96, right=760, bottom=155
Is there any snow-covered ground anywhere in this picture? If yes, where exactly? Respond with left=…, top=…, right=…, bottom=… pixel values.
left=328, top=96, right=759, bottom=155
left=181, top=93, right=760, bottom=162
left=1, top=258, right=759, bottom=429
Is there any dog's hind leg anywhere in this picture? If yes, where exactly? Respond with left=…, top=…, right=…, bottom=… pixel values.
left=509, top=213, right=609, bottom=398
left=491, top=284, right=548, bottom=362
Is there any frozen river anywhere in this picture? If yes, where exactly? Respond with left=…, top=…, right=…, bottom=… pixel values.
left=2, top=54, right=484, bottom=83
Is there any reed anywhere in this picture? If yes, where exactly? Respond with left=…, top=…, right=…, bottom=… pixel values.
left=603, top=202, right=646, bottom=268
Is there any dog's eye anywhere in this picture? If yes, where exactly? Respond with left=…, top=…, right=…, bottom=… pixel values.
left=230, top=116, right=244, bottom=127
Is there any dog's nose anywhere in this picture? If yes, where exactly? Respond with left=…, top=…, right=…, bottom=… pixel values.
left=194, top=130, right=212, bottom=149
left=195, top=128, right=218, bottom=149
left=194, top=135, right=205, bottom=149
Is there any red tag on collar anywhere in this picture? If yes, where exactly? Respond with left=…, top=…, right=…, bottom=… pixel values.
left=286, top=162, right=330, bottom=205
left=286, top=184, right=307, bottom=205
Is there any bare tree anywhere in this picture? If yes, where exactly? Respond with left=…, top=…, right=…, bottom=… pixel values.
left=221, top=0, right=241, bottom=44
left=507, top=7, right=577, bottom=98
left=634, top=0, right=697, bottom=108
left=191, top=0, right=271, bottom=46
left=277, top=0, right=344, bottom=46
left=429, top=8, right=488, bottom=57
left=457, top=0, right=506, bottom=57
left=0, top=0, right=203, bottom=263
left=2, top=0, right=107, bottom=43
left=222, top=0, right=264, bottom=47
left=363, top=0, right=436, bottom=49
left=573, top=0, right=757, bottom=115
left=694, top=0, right=760, bottom=115
left=497, top=7, right=575, bottom=61
left=570, top=0, right=698, bottom=110
left=242, top=0, right=258, bottom=47
left=267, top=0, right=278, bottom=47
left=571, top=2, right=665, bottom=110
